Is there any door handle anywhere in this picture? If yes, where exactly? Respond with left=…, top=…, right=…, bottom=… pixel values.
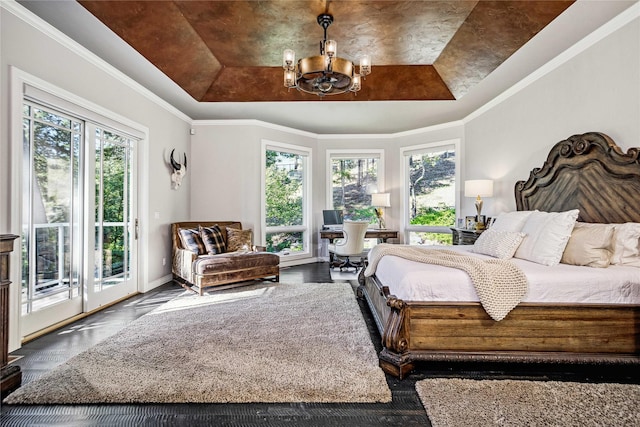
left=135, top=218, right=139, bottom=240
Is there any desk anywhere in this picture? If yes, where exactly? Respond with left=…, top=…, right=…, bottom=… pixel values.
left=320, top=229, right=398, bottom=264
left=320, top=229, right=398, bottom=244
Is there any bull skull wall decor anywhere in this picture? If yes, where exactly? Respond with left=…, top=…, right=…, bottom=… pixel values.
left=169, top=149, right=187, bottom=189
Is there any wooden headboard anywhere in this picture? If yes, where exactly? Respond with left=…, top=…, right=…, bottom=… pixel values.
left=515, top=132, right=640, bottom=223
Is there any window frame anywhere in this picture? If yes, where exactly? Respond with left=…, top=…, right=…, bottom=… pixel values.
left=325, top=149, right=385, bottom=215
left=400, top=139, right=461, bottom=243
left=261, top=140, right=312, bottom=261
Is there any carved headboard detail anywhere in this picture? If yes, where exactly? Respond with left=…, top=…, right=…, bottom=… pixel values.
left=515, top=132, right=640, bottom=223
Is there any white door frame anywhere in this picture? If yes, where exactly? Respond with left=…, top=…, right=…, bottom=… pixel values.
left=9, top=67, right=147, bottom=347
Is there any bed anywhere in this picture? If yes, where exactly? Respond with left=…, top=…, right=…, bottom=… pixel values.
left=357, top=132, right=640, bottom=379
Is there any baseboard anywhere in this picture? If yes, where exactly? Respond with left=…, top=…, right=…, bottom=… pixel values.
left=143, top=274, right=174, bottom=292
left=22, top=292, right=140, bottom=344
left=279, top=257, right=321, bottom=268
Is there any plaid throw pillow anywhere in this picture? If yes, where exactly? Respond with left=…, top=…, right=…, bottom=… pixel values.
left=178, top=228, right=206, bottom=255
left=226, top=227, right=252, bottom=252
left=200, top=225, right=226, bottom=255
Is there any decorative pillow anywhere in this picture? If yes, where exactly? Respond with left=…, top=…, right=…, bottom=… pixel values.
left=514, top=209, right=579, bottom=266
left=199, top=225, right=226, bottom=255
left=178, top=228, right=206, bottom=255
left=560, top=222, right=615, bottom=268
left=472, top=229, right=526, bottom=259
left=491, top=211, right=536, bottom=232
left=226, top=227, right=252, bottom=252
left=610, top=222, right=640, bottom=267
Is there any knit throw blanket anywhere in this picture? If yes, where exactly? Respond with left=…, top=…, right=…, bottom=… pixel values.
left=364, top=244, right=528, bottom=321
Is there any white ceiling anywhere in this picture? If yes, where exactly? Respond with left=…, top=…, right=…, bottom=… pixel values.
left=17, top=0, right=637, bottom=134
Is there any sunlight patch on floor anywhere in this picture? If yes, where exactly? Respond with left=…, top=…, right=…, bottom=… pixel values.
left=329, top=267, right=361, bottom=282
left=149, top=285, right=275, bottom=315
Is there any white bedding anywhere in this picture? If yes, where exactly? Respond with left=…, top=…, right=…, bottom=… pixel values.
left=371, top=245, right=640, bottom=304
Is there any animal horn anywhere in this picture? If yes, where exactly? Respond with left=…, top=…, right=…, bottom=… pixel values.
left=170, top=149, right=181, bottom=171
left=183, top=153, right=187, bottom=170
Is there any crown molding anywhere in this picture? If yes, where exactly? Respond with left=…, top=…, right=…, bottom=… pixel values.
left=194, top=118, right=465, bottom=140
left=193, top=119, right=318, bottom=139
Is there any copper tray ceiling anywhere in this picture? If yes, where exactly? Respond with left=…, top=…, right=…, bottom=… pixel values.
left=79, top=0, right=573, bottom=102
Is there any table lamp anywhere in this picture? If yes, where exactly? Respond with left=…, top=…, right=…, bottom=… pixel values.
left=464, top=180, right=493, bottom=228
left=371, top=193, right=391, bottom=229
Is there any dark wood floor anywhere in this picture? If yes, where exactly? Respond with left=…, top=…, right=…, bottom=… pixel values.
left=2, top=262, right=637, bottom=426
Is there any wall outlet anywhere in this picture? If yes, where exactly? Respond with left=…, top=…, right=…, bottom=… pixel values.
left=162, top=257, right=166, bottom=266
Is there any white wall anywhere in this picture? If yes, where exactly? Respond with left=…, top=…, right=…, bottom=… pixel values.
left=1, top=5, right=191, bottom=349
left=465, top=15, right=640, bottom=216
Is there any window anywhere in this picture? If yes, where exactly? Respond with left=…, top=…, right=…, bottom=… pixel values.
left=263, top=141, right=311, bottom=258
left=327, top=150, right=383, bottom=224
left=402, top=141, right=459, bottom=245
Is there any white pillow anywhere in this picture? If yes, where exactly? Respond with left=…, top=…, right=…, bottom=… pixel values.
left=472, top=229, right=526, bottom=259
left=514, top=209, right=579, bottom=266
left=611, top=223, right=640, bottom=267
left=491, top=211, right=536, bottom=232
left=560, top=222, right=615, bottom=268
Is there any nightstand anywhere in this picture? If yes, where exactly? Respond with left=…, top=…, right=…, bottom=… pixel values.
left=450, top=227, right=484, bottom=245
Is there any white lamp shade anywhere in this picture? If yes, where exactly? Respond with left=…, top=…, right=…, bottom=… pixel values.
left=464, top=180, right=494, bottom=198
left=371, top=192, right=391, bottom=207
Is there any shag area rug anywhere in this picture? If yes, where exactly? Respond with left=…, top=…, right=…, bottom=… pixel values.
left=416, top=378, right=640, bottom=427
left=4, top=282, right=391, bottom=404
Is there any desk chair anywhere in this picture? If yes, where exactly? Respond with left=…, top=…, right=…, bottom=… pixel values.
left=327, top=220, right=369, bottom=271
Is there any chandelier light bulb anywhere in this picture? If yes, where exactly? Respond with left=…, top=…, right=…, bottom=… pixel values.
left=282, top=49, right=295, bottom=70
left=351, top=74, right=361, bottom=92
left=325, top=40, right=337, bottom=58
left=359, top=55, right=371, bottom=76
left=284, top=69, right=296, bottom=87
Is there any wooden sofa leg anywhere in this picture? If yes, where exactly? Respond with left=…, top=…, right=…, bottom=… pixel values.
left=199, top=286, right=204, bottom=296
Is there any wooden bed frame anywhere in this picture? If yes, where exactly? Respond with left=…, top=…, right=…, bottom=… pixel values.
left=358, top=132, right=640, bottom=379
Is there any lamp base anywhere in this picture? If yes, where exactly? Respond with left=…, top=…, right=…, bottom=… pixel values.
left=375, top=208, right=386, bottom=229
left=474, top=198, right=483, bottom=218
left=475, top=215, right=487, bottom=230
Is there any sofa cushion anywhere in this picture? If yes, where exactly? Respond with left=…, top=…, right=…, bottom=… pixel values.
left=226, top=227, right=252, bottom=252
left=193, top=252, right=279, bottom=276
left=200, top=225, right=226, bottom=255
left=178, top=228, right=206, bottom=255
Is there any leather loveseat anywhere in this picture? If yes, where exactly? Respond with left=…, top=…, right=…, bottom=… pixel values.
left=171, top=221, right=279, bottom=295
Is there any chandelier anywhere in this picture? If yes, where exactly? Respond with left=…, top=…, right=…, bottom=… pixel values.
left=282, top=13, right=371, bottom=96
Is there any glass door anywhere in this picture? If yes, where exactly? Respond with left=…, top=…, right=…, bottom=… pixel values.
left=20, top=102, right=138, bottom=336
left=84, top=127, right=137, bottom=311
left=20, top=103, right=83, bottom=335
